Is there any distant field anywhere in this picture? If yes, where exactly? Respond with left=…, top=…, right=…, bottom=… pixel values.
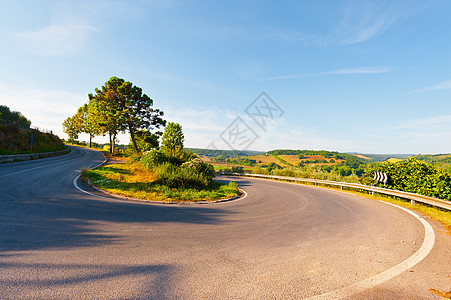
left=248, top=155, right=283, bottom=165
left=386, top=158, right=403, bottom=163
left=354, top=154, right=371, bottom=160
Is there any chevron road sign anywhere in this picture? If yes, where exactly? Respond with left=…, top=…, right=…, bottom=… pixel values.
left=373, top=172, right=388, bottom=185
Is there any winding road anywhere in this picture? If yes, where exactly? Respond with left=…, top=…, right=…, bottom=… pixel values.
left=0, top=146, right=450, bottom=299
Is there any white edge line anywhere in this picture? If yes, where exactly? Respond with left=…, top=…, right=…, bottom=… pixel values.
left=237, top=176, right=436, bottom=299
left=72, top=150, right=110, bottom=199
left=72, top=155, right=248, bottom=205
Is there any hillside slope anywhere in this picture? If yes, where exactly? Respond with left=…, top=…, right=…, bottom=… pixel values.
left=0, top=124, right=66, bottom=155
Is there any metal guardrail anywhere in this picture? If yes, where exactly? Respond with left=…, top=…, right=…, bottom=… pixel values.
left=0, top=148, right=70, bottom=163
left=217, top=172, right=451, bottom=211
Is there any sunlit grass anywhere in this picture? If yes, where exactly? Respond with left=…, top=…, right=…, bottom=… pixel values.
left=82, top=162, right=239, bottom=202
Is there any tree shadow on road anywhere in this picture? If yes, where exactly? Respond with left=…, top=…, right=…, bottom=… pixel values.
left=0, top=261, right=176, bottom=299
left=0, top=182, right=237, bottom=252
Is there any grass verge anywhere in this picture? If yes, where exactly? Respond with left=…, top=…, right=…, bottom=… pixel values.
left=81, top=162, right=239, bottom=203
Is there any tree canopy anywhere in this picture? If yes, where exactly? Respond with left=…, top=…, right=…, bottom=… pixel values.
left=161, top=122, right=184, bottom=155
left=87, top=76, right=165, bottom=154
left=0, top=105, right=31, bottom=129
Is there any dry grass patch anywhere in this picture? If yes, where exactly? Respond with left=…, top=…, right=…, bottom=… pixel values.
left=81, top=162, right=239, bottom=202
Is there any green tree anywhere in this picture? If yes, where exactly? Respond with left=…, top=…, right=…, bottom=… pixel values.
left=88, top=77, right=165, bottom=154
left=62, top=116, right=79, bottom=143
left=161, top=122, right=184, bottom=155
left=74, top=103, right=100, bottom=148
left=126, top=129, right=161, bottom=155
left=0, top=105, right=31, bottom=129
left=88, top=80, right=126, bottom=155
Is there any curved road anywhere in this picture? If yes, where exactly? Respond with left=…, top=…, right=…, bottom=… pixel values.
left=0, top=146, right=449, bottom=299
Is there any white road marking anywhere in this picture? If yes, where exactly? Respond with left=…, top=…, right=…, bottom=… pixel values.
left=0, top=161, right=64, bottom=178
left=240, top=176, right=436, bottom=299
left=306, top=201, right=435, bottom=299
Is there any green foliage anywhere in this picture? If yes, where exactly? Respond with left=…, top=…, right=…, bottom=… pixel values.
left=62, top=116, right=79, bottom=142
left=222, top=166, right=245, bottom=173
left=83, top=163, right=238, bottom=201
left=182, top=158, right=215, bottom=181
left=161, top=122, right=184, bottom=155
left=140, top=144, right=215, bottom=190
left=0, top=125, right=66, bottom=155
left=0, top=105, right=31, bottom=129
left=128, top=129, right=160, bottom=154
left=188, top=148, right=264, bottom=157
left=415, top=153, right=451, bottom=171
left=87, top=76, right=165, bottom=154
left=364, top=157, right=451, bottom=201
left=271, top=154, right=292, bottom=166
left=140, top=149, right=172, bottom=169
left=214, top=156, right=257, bottom=166
left=154, top=161, right=212, bottom=189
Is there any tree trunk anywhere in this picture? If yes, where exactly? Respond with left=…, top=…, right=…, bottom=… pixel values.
left=111, top=134, right=116, bottom=156
left=128, top=123, right=139, bottom=154
left=89, top=134, right=92, bottom=148
left=109, top=133, right=113, bottom=155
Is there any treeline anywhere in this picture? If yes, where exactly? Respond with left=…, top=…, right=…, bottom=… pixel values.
left=214, top=156, right=259, bottom=166
left=363, top=157, right=451, bottom=201
left=189, top=148, right=264, bottom=158
left=63, top=76, right=165, bottom=155
left=268, top=149, right=360, bottom=161
left=416, top=154, right=451, bottom=172
left=0, top=105, right=31, bottom=129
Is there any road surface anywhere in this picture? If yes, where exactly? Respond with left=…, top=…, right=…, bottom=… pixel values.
left=0, top=146, right=450, bottom=299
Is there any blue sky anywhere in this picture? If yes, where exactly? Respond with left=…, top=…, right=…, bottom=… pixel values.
left=1, top=0, right=450, bottom=154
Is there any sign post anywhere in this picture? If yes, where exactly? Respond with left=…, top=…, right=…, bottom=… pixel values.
left=373, top=171, right=388, bottom=186
left=30, top=134, right=35, bottom=153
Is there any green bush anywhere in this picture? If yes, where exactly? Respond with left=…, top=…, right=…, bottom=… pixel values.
left=140, top=149, right=216, bottom=190
left=140, top=149, right=171, bottom=169
left=181, top=158, right=215, bottom=181
left=364, top=158, right=451, bottom=201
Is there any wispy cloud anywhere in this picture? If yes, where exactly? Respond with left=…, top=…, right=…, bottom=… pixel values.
left=340, top=12, right=396, bottom=45
left=14, top=23, right=99, bottom=56
left=260, top=66, right=393, bottom=81
left=394, top=114, right=451, bottom=130
left=0, top=83, right=85, bottom=136
left=408, top=80, right=451, bottom=94
left=327, top=1, right=416, bottom=46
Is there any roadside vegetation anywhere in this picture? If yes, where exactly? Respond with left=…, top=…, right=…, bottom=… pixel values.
left=0, top=105, right=66, bottom=155
left=199, top=148, right=451, bottom=203
left=81, top=122, right=238, bottom=202
left=69, top=79, right=240, bottom=203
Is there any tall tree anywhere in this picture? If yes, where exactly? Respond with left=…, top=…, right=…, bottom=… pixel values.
left=88, top=76, right=165, bottom=154
left=88, top=81, right=125, bottom=155
left=74, top=103, right=100, bottom=148
left=62, top=116, right=79, bottom=143
left=0, top=105, right=31, bottom=129
left=161, top=122, right=184, bottom=155
left=131, top=129, right=161, bottom=153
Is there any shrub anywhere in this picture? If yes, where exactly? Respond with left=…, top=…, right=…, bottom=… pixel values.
left=140, top=149, right=171, bottom=169
left=181, top=158, right=215, bottom=181
left=363, top=158, right=451, bottom=200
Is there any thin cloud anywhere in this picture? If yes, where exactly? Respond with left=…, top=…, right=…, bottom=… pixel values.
left=260, top=66, right=393, bottom=81
left=330, top=1, right=417, bottom=46
left=340, top=13, right=395, bottom=45
left=394, top=114, right=451, bottom=130
left=14, top=23, right=100, bottom=56
left=408, top=80, right=451, bottom=94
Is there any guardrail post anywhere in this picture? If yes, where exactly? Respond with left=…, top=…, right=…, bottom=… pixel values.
left=340, top=186, right=343, bottom=190
left=411, top=200, right=415, bottom=206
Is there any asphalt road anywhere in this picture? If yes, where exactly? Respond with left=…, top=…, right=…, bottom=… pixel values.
left=0, top=146, right=450, bottom=299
